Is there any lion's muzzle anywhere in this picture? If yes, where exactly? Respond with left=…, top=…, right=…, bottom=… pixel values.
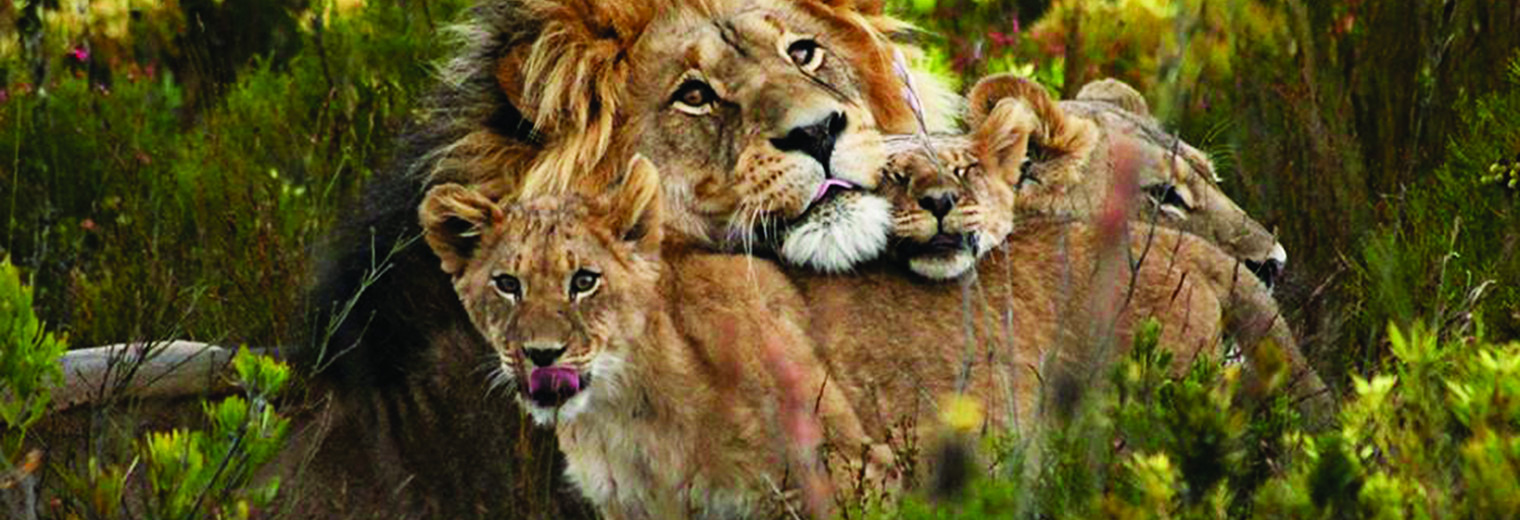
left=525, top=366, right=585, bottom=408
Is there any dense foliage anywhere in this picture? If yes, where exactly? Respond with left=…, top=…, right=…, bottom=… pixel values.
left=2, top=0, right=468, bottom=348
left=2, top=0, right=1517, bottom=517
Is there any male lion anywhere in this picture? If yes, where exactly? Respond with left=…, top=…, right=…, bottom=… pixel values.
left=421, top=156, right=890, bottom=519
left=884, top=75, right=1289, bottom=286
left=301, top=0, right=955, bottom=515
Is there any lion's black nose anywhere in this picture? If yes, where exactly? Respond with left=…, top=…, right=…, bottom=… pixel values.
left=771, top=111, right=847, bottom=172
left=918, top=194, right=956, bottom=218
left=523, top=343, right=566, bottom=367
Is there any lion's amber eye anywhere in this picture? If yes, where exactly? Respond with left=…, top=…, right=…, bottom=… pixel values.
left=492, top=274, right=522, bottom=300
left=569, top=269, right=601, bottom=299
left=1145, top=183, right=1190, bottom=210
left=787, top=39, right=824, bottom=71
left=671, top=80, right=718, bottom=113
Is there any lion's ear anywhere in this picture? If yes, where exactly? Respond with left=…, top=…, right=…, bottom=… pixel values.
left=973, top=98, right=1039, bottom=184
left=603, top=155, right=663, bottom=253
left=1075, top=78, right=1150, bottom=117
left=966, top=73, right=1053, bottom=130
left=420, top=184, right=504, bottom=276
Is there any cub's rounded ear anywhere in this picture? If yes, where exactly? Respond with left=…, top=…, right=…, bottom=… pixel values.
left=605, top=154, right=663, bottom=251
left=419, top=184, right=504, bottom=276
left=1075, top=78, right=1150, bottom=117
left=973, top=98, right=1039, bottom=184
left=966, top=73, right=1055, bottom=130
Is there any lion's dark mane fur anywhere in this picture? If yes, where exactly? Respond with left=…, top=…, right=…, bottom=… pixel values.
left=292, top=2, right=591, bottom=518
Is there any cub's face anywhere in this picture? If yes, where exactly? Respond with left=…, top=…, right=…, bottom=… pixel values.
left=420, top=159, right=663, bottom=425
left=884, top=99, right=1038, bottom=280
left=626, top=0, right=893, bottom=272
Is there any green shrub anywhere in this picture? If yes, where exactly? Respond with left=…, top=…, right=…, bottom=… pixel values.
left=852, top=320, right=1520, bottom=519
left=0, top=256, right=67, bottom=464
left=54, top=348, right=292, bottom=520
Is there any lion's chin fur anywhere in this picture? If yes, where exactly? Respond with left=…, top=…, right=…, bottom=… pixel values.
left=780, top=192, right=892, bottom=272
left=908, top=251, right=977, bottom=280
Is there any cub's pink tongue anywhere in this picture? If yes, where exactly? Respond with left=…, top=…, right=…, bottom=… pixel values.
left=527, top=366, right=580, bottom=399
left=811, top=179, right=857, bottom=203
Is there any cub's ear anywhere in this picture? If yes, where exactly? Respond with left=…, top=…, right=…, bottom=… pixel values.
left=420, top=184, right=504, bottom=276
left=603, top=154, right=663, bottom=252
left=973, top=98, right=1040, bottom=185
left=966, top=73, right=1056, bottom=130
left=1075, top=78, right=1150, bottom=117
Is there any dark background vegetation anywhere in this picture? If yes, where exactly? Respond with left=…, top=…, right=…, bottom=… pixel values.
left=1, top=0, right=1519, bottom=516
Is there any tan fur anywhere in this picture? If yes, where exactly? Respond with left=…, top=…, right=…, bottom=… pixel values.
left=862, top=109, right=1334, bottom=429
left=887, top=75, right=1286, bottom=275
left=1074, top=77, right=1151, bottom=117
left=421, top=158, right=891, bottom=519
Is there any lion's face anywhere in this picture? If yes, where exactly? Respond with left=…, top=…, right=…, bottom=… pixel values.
left=623, top=1, right=893, bottom=272
left=1055, top=96, right=1288, bottom=287
left=961, top=74, right=1287, bottom=287
left=884, top=98, right=1037, bottom=280
left=883, top=147, right=1014, bottom=280
left=420, top=160, right=663, bottom=425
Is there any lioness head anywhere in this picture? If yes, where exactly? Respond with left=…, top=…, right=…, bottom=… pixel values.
left=957, top=74, right=1288, bottom=286
left=421, top=157, right=663, bottom=425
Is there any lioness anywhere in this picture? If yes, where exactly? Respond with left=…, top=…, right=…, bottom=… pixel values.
left=883, top=75, right=1288, bottom=286
left=421, top=156, right=889, bottom=519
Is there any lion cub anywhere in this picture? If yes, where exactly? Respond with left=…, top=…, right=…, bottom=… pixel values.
left=421, top=156, right=887, bottom=519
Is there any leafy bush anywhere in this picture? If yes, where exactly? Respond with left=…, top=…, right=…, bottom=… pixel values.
left=0, top=255, right=67, bottom=496
left=851, top=320, right=1520, bottom=519
left=52, top=348, right=292, bottom=520
left=1346, top=53, right=1520, bottom=372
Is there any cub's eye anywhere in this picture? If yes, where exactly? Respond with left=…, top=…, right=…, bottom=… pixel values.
left=1145, top=183, right=1189, bottom=209
left=787, top=39, right=824, bottom=71
left=492, top=274, right=522, bottom=300
left=568, top=269, right=601, bottom=299
left=671, top=80, right=719, bottom=115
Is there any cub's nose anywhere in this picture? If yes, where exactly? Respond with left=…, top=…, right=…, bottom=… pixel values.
left=918, top=193, right=956, bottom=219
left=770, top=111, right=847, bottom=172
left=523, top=342, right=567, bottom=367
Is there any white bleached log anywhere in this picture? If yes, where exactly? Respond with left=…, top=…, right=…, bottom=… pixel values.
left=51, top=341, right=248, bottom=412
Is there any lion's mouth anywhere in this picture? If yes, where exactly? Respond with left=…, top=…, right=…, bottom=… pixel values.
left=899, top=232, right=973, bottom=258
left=811, top=178, right=859, bottom=204
left=523, top=366, right=590, bottom=408
left=788, top=178, right=861, bottom=226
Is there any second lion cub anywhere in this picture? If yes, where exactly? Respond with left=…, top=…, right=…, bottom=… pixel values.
left=421, top=157, right=888, bottom=519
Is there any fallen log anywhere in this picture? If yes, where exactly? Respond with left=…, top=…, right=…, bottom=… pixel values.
left=52, top=341, right=252, bottom=412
